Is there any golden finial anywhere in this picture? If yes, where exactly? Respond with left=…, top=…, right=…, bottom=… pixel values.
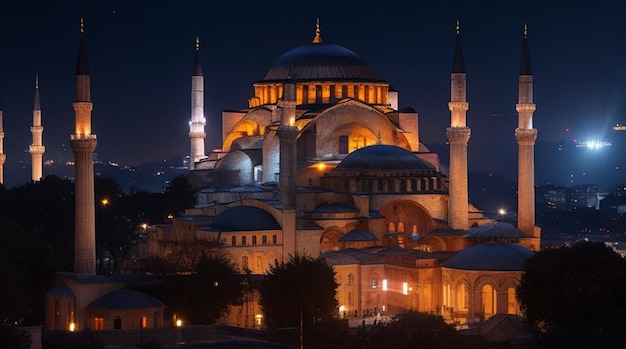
left=196, top=36, right=200, bottom=51
left=524, top=22, right=528, bottom=39
left=456, top=19, right=460, bottom=35
left=80, top=17, right=84, bottom=35
left=35, top=74, right=39, bottom=88
left=312, top=18, right=323, bottom=44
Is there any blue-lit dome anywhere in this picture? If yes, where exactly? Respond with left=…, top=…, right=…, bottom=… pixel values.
left=339, top=229, right=377, bottom=242
left=211, top=206, right=281, bottom=231
left=336, top=145, right=434, bottom=171
left=263, top=43, right=377, bottom=81
left=465, top=222, right=530, bottom=240
left=441, top=243, right=534, bottom=271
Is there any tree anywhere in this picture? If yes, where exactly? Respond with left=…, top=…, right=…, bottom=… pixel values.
left=352, top=311, right=462, bottom=349
left=259, top=254, right=338, bottom=330
left=517, top=241, right=626, bottom=346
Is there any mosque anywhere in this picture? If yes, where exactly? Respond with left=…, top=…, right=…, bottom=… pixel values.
left=44, top=18, right=541, bottom=333
left=148, top=20, right=541, bottom=326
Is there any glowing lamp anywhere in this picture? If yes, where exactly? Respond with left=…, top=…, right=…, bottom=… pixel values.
left=176, top=319, right=182, bottom=327
left=69, top=322, right=76, bottom=332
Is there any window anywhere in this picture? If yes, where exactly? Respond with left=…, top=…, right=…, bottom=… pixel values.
left=371, top=278, right=378, bottom=289
left=262, top=235, right=267, bottom=245
left=348, top=273, right=354, bottom=286
left=231, top=236, right=236, bottom=246
left=272, top=235, right=277, bottom=245
left=252, top=236, right=257, bottom=246
left=242, top=256, right=249, bottom=270
left=113, top=316, right=122, bottom=330
left=94, top=316, right=104, bottom=330
left=339, top=135, right=349, bottom=155
left=153, top=312, right=159, bottom=329
left=140, top=315, right=147, bottom=329
left=242, top=236, right=247, bottom=246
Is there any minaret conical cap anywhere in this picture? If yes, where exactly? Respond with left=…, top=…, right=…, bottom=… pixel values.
left=452, top=20, right=465, bottom=73
left=519, top=23, right=532, bottom=75
left=34, top=74, right=41, bottom=110
left=76, top=18, right=90, bottom=76
left=192, top=36, right=203, bottom=76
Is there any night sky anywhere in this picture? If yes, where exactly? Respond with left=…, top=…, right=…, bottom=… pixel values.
left=1, top=0, right=625, bottom=190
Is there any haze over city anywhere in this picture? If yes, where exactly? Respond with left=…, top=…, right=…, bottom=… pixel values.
left=1, top=0, right=625, bottom=189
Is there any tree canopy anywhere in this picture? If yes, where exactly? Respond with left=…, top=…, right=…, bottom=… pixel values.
left=517, top=240, right=626, bottom=346
left=259, top=254, right=338, bottom=329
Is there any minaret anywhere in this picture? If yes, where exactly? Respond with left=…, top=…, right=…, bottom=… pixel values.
left=30, top=74, right=45, bottom=182
left=446, top=20, right=471, bottom=230
left=515, top=23, right=537, bottom=237
left=277, top=74, right=299, bottom=258
left=189, top=36, right=206, bottom=170
left=71, top=18, right=97, bottom=274
left=0, top=95, right=5, bottom=185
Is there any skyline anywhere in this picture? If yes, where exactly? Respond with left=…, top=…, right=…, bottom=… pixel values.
left=1, top=1, right=626, bottom=189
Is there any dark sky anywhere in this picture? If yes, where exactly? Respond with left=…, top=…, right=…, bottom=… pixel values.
left=1, top=0, right=625, bottom=189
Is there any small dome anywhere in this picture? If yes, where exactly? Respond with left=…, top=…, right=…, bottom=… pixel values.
left=465, top=222, right=530, bottom=240
left=442, top=243, right=534, bottom=271
left=339, top=229, right=377, bottom=242
left=88, top=289, right=165, bottom=309
left=211, top=206, right=280, bottom=231
left=336, top=145, right=434, bottom=171
left=263, top=43, right=377, bottom=81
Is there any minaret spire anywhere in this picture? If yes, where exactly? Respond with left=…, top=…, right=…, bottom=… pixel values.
left=515, top=22, right=539, bottom=245
left=189, top=36, right=206, bottom=169
left=446, top=19, right=471, bottom=230
left=312, top=18, right=323, bottom=44
left=71, top=17, right=97, bottom=275
left=0, top=93, right=5, bottom=185
left=30, top=74, right=45, bottom=181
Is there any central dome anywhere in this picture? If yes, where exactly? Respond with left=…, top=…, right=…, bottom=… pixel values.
left=336, top=145, right=434, bottom=171
left=263, top=43, right=378, bottom=82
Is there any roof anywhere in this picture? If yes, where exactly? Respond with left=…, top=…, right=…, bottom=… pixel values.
left=88, top=288, right=165, bottom=310
left=210, top=206, right=281, bottom=231
left=452, top=34, right=465, bottom=73
left=46, top=283, right=75, bottom=298
left=313, top=202, right=358, bottom=213
left=464, top=222, right=530, bottom=240
left=520, top=32, right=532, bottom=75
left=441, top=243, right=534, bottom=271
left=335, top=145, right=434, bottom=171
left=339, top=229, right=377, bottom=242
left=263, top=43, right=378, bottom=82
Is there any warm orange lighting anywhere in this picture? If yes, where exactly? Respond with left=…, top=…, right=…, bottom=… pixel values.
left=167, top=214, right=174, bottom=219
left=317, top=162, right=326, bottom=171
left=176, top=319, right=182, bottom=327
left=141, top=223, right=148, bottom=230
left=101, top=198, right=109, bottom=206
left=69, top=322, right=76, bottom=332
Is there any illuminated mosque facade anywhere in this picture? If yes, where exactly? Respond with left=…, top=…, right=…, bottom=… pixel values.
left=149, top=20, right=542, bottom=326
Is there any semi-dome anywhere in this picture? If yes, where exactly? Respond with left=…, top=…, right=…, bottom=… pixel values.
left=441, top=243, right=534, bottom=271
left=336, top=145, right=434, bottom=171
left=263, top=43, right=377, bottom=82
left=211, top=206, right=281, bottom=231
left=339, top=229, right=377, bottom=242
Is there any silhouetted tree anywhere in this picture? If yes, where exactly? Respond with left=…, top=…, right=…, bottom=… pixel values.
left=260, top=254, right=338, bottom=330
left=517, top=241, right=626, bottom=347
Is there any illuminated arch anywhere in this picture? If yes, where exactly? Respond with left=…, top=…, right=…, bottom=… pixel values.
left=223, top=119, right=262, bottom=151
left=320, top=228, right=343, bottom=252
left=380, top=200, right=435, bottom=236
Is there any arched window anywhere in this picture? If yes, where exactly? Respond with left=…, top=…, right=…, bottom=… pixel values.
left=398, top=222, right=405, bottom=233
left=256, top=256, right=263, bottom=273
left=388, top=222, right=395, bottom=232
left=272, top=235, right=277, bottom=245
left=153, top=312, right=159, bottom=329
left=113, top=316, right=122, bottom=330
left=252, top=236, right=257, bottom=246
left=262, top=235, right=267, bottom=245
left=457, top=283, right=468, bottom=310
left=482, top=284, right=497, bottom=319
left=242, top=236, right=247, bottom=246
left=140, top=315, right=147, bottom=329
left=507, top=287, right=519, bottom=315
left=94, top=316, right=104, bottom=330
left=242, top=256, right=249, bottom=270
left=443, top=283, right=451, bottom=307
left=231, top=236, right=236, bottom=246
left=348, top=273, right=354, bottom=286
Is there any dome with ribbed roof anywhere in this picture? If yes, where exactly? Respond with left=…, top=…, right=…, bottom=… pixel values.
left=465, top=222, right=530, bottom=241
left=339, top=229, right=377, bottom=242
left=442, top=243, right=533, bottom=271
left=211, top=206, right=281, bottom=231
left=263, top=43, right=377, bottom=82
left=336, top=145, right=434, bottom=171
